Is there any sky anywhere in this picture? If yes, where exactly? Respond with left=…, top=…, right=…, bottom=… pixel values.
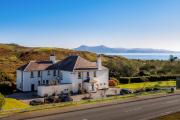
left=0, top=0, right=180, bottom=51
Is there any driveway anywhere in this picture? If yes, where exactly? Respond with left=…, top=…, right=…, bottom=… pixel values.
left=6, top=92, right=41, bottom=103
left=6, top=88, right=121, bottom=103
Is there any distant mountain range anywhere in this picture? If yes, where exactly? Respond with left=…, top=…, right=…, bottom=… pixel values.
left=74, top=45, right=176, bottom=53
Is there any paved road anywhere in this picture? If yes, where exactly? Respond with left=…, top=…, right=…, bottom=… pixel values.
left=24, top=95, right=180, bottom=120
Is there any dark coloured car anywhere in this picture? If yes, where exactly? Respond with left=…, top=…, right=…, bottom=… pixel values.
left=30, top=100, right=43, bottom=106
left=145, top=88, right=153, bottom=92
left=59, top=95, right=73, bottom=102
left=134, top=89, right=145, bottom=94
left=120, top=89, right=132, bottom=95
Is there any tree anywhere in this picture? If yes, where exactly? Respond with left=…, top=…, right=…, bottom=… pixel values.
left=169, top=55, right=178, bottom=62
left=0, top=93, right=5, bottom=111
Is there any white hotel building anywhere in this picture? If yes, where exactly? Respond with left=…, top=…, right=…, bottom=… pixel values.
left=16, top=53, right=109, bottom=96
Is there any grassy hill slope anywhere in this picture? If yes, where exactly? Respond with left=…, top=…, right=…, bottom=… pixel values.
left=0, top=43, right=180, bottom=84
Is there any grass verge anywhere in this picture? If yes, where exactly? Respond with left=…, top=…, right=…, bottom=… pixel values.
left=3, top=98, right=29, bottom=110
left=116, top=81, right=175, bottom=90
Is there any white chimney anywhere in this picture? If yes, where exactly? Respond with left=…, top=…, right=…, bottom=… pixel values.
left=50, top=51, right=56, bottom=64
left=97, top=54, right=102, bottom=70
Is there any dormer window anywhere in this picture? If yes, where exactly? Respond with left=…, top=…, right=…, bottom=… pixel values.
left=30, top=72, right=34, bottom=78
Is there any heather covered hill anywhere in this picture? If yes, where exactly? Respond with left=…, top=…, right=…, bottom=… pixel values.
left=0, top=43, right=97, bottom=82
left=75, top=45, right=174, bottom=53
left=0, top=43, right=180, bottom=84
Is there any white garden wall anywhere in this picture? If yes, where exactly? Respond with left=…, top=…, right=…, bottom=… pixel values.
left=37, top=84, right=72, bottom=97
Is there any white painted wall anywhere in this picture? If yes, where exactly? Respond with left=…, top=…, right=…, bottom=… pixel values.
left=73, top=69, right=109, bottom=92
left=96, top=69, right=109, bottom=89
left=16, top=70, right=23, bottom=91
left=22, top=71, right=40, bottom=91
left=83, top=82, right=93, bottom=92
left=37, top=84, right=72, bottom=97
left=16, top=68, right=109, bottom=93
left=61, top=71, right=81, bottom=93
left=17, top=70, right=59, bottom=92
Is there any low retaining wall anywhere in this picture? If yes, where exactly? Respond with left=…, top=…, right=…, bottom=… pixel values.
left=37, top=84, right=72, bottom=97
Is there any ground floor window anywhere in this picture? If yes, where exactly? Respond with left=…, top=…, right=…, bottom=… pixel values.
left=87, top=72, right=89, bottom=78
left=93, top=71, right=97, bottom=77
left=46, top=80, right=49, bottom=85
left=38, top=81, right=40, bottom=85
left=53, top=70, right=56, bottom=76
left=47, top=70, right=50, bottom=75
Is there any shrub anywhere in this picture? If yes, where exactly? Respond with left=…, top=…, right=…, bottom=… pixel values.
left=118, top=75, right=176, bottom=84
left=0, top=83, right=14, bottom=95
left=111, top=77, right=119, bottom=85
left=119, top=77, right=130, bottom=84
left=109, top=80, right=118, bottom=86
left=0, top=93, right=5, bottom=111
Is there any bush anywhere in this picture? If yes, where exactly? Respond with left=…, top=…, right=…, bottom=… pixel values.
left=0, top=93, right=5, bottom=110
left=118, top=75, right=176, bottom=84
left=119, top=77, right=130, bottom=84
left=0, top=83, right=15, bottom=95
left=111, top=77, right=119, bottom=84
left=109, top=80, right=118, bottom=86
left=0, top=70, right=13, bottom=83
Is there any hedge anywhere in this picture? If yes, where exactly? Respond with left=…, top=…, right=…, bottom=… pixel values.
left=119, top=75, right=178, bottom=84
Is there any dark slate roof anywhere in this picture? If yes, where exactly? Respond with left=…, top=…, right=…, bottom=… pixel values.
left=17, top=63, right=29, bottom=71
left=17, top=55, right=107, bottom=72
left=57, top=56, right=78, bottom=71
left=57, top=55, right=98, bottom=71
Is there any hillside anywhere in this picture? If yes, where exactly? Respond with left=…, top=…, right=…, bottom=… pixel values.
left=75, top=45, right=174, bottom=53
left=0, top=43, right=180, bottom=84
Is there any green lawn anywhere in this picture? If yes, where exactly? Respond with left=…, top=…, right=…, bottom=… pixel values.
left=116, top=81, right=176, bottom=90
left=2, top=98, right=29, bottom=110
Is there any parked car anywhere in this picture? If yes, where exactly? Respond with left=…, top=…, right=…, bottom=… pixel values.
left=30, top=100, right=43, bottom=106
left=145, top=88, right=153, bottom=92
left=120, top=89, right=132, bottom=95
left=59, top=95, right=73, bottom=102
left=133, top=88, right=145, bottom=94
left=45, top=96, right=60, bottom=103
left=152, top=88, right=160, bottom=91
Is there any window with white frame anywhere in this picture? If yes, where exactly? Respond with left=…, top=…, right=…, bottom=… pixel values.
left=47, top=70, right=50, bottom=75
left=38, top=71, right=41, bottom=77
left=58, top=70, right=60, bottom=76
left=59, top=71, right=63, bottom=81
left=53, top=70, right=56, bottom=76
left=38, top=81, right=40, bottom=85
left=78, top=72, right=82, bottom=79
left=93, top=71, right=96, bottom=77
left=46, top=80, right=49, bottom=85
left=87, top=72, right=89, bottom=78
left=30, top=72, right=34, bottom=78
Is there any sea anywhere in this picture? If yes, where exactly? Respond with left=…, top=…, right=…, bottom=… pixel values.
left=104, top=53, right=180, bottom=60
